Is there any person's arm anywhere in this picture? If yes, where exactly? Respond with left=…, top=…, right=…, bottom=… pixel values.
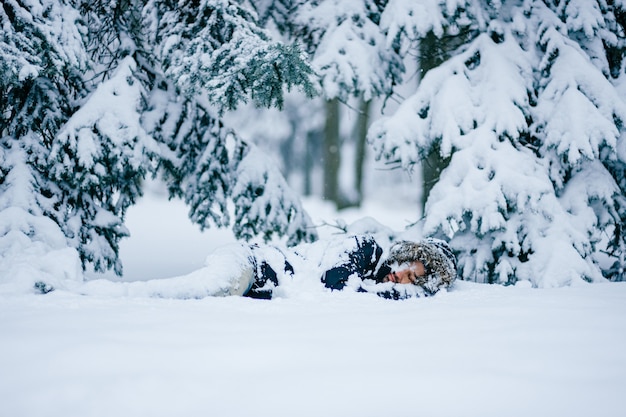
left=322, top=236, right=383, bottom=290
left=244, top=245, right=294, bottom=299
left=322, top=265, right=354, bottom=290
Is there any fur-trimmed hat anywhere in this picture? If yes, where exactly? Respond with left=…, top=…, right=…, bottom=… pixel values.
left=385, top=238, right=457, bottom=294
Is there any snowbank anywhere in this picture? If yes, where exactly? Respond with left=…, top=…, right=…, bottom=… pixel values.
left=1, top=281, right=625, bottom=417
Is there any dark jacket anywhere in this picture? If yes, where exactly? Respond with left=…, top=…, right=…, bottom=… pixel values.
left=320, top=235, right=389, bottom=289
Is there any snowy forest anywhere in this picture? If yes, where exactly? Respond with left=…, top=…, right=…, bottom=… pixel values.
left=2, top=0, right=626, bottom=292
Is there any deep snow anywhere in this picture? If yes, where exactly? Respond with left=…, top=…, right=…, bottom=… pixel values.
left=1, top=193, right=625, bottom=417
left=1, top=281, right=625, bottom=417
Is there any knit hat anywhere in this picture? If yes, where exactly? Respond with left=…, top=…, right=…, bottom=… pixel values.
left=385, top=238, right=457, bottom=294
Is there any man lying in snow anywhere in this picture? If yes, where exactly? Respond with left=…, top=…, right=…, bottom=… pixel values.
left=78, top=234, right=457, bottom=300
left=236, top=235, right=457, bottom=300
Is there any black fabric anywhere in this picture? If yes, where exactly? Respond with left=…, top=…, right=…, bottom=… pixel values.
left=322, top=265, right=353, bottom=290
left=322, top=236, right=384, bottom=290
left=245, top=261, right=278, bottom=299
left=245, top=257, right=294, bottom=300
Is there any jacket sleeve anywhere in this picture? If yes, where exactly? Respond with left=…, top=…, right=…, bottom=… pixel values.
left=321, top=235, right=383, bottom=290
left=244, top=244, right=294, bottom=299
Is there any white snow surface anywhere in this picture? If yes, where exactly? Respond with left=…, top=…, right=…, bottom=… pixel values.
left=1, top=193, right=625, bottom=417
left=1, top=282, right=625, bottom=417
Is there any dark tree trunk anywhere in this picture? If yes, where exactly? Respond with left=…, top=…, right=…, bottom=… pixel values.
left=304, top=131, right=314, bottom=196
left=353, top=97, right=371, bottom=206
left=419, top=28, right=475, bottom=211
left=323, top=97, right=342, bottom=205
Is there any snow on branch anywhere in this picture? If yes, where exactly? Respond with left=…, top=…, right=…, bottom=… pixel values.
left=159, top=0, right=317, bottom=112
left=231, top=142, right=317, bottom=246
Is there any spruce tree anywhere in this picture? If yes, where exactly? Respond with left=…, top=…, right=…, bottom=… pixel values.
left=45, top=0, right=156, bottom=275
left=148, top=0, right=318, bottom=245
left=50, top=57, right=156, bottom=275
left=67, top=0, right=320, bottom=270
left=0, top=0, right=86, bottom=290
left=370, top=0, right=626, bottom=286
left=533, top=1, right=626, bottom=282
left=290, top=0, right=403, bottom=101
left=1, top=0, right=318, bottom=290
left=155, top=0, right=316, bottom=111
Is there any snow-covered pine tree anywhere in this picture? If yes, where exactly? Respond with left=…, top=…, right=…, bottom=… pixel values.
left=370, top=0, right=626, bottom=286
left=2, top=0, right=318, bottom=289
left=50, top=57, right=157, bottom=275
left=146, top=88, right=318, bottom=246
left=156, top=0, right=316, bottom=111
left=290, top=0, right=403, bottom=102
left=147, top=0, right=318, bottom=245
left=248, top=0, right=293, bottom=33
left=532, top=0, right=626, bottom=282
left=45, top=0, right=158, bottom=275
left=63, top=0, right=318, bottom=272
left=0, top=0, right=86, bottom=291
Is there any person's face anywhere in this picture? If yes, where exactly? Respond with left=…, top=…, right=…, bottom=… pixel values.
left=384, top=261, right=425, bottom=284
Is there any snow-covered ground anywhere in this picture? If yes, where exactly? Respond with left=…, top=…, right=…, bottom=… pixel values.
left=1, top=193, right=625, bottom=417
